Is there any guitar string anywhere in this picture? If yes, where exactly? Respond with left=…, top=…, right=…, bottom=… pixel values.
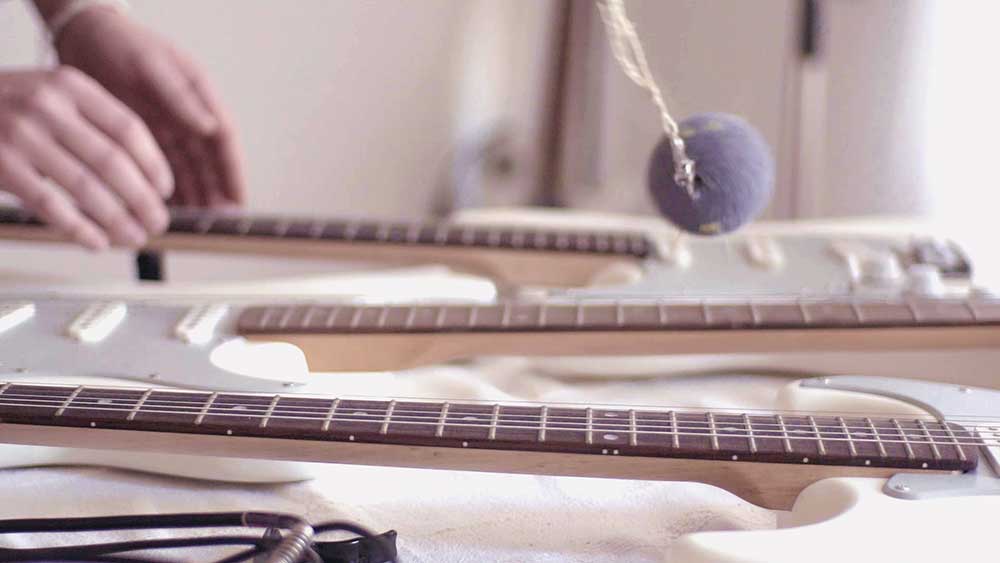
left=0, top=398, right=989, bottom=448
left=4, top=387, right=1000, bottom=426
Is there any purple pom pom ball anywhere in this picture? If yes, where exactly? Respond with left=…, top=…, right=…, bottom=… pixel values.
left=648, top=113, right=774, bottom=235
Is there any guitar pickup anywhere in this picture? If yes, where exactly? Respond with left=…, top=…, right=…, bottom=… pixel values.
left=67, top=302, right=127, bottom=343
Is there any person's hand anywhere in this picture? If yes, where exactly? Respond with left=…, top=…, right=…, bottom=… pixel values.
left=55, top=6, right=245, bottom=208
left=0, top=68, right=173, bottom=249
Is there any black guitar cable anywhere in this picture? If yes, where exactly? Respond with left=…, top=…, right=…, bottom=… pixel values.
left=0, top=512, right=397, bottom=563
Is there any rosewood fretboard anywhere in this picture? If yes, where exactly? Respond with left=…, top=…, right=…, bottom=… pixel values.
left=0, top=381, right=977, bottom=472
left=236, top=297, right=1000, bottom=335
left=0, top=206, right=654, bottom=259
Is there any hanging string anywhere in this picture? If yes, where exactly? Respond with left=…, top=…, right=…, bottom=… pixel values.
left=596, top=0, right=697, bottom=195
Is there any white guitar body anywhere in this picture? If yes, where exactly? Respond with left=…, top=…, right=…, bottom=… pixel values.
left=673, top=477, right=1000, bottom=562
left=4, top=371, right=1000, bottom=562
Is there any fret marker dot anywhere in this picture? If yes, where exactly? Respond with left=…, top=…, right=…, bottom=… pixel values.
left=90, top=422, right=96, bottom=427
left=732, top=455, right=739, bottom=461
left=922, top=462, right=928, bottom=469
left=865, top=460, right=871, bottom=466
left=354, top=411, right=368, bottom=416
left=612, top=449, right=619, bottom=455
left=97, top=398, right=112, bottom=405
left=463, top=416, right=477, bottom=421
left=226, top=430, right=233, bottom=435
left=604, top=412, right=618, bottom=418
left=802, top=457, right=809, bottom=463
left=349, top=435, right=355, bottom=441
left=602, top=449, right=608, bottom=454
left=603, top=433, right=619, bottom=441
left=462, top=441, right=468, bottom=448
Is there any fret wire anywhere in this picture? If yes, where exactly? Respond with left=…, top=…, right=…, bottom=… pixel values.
left=404, top=307, right=418, bottom=329
left=539, top=304, right=547, bottom=328
left=376, top=306, right=390, bottom=328
left=323, top=307, right=341, bottom=328
left=0, top=383, right=10, bottom=398
left=277, top=307, right=295, bottom=329
left=707, top=413, right=719, bottom=450
left=808, top=415, right=826, bottom=456
left=380, top=400, right=396, bottom=435
left=669, top=411, right=679, bottom=448
left=435, top=403, right=450, bottom=438
left=194, top=392, right=218, bottom=426
left=744, top=414, right=757, bottom=453
left=127, top=389, right=154, bottom=421
left=866, top=417, right=888, bottom=457
left=468, top=305, right=479, bottom=328
left=585, top=407, right=594, bottom=445
left=259, top=395, right=281, bottom=429
left=348, top=308, right=363, bottom=329
left=0, top=397, right=991, bottom=447
left=54, top=386, right=84, bottom=417
left=538, top=406, right=549, bottom=442
left=489, top=404, right=500, bottom=440
left=918, top=419, right=942, bottom=460
left=575, top=304, right=584, bottom=327
left=301, top=306, right=318, bottom=327
left=501, top=303, right=511, bottom=328
left=322, top=398, right=341, bottom=431
left=615, top=302, right=624, bottom=327
left=838, top=417, right=857, bottom=457
left=892, top=419, right=915, bottom=459
left=628, top=409, right=637, bottom=446
left=657, top=302, right=668, bottom=325
left=375, top=223, right=390, bottom=242
left=776, top=415, right=793, bottom=453
left=258, top=307, right=276, bottom=329
left=942, top=422, right=968, bottom=462
left=434, top=307, right=447, bottom=329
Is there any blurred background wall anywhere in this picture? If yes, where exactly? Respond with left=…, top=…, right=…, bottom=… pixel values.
left=0, top=0, right=994, bottom=282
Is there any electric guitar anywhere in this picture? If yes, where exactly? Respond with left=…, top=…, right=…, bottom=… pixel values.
left=0, top=205, right=974, bottom=298
left=0, top=294, right=998, bottom=392
left=1, top=373, right=998, bottom=562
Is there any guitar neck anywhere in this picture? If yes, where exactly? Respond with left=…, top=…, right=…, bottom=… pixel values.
left=0, top=380, right=974, bottom=510
left=234, top=297, right=1000, bottom=371
left=0, top=206, right=653, bottom=287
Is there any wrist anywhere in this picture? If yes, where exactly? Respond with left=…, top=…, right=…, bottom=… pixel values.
left=40, top=0, right=130, bottom=44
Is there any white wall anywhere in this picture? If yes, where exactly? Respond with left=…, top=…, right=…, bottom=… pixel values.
left=0, top=0, right=555, bottom=282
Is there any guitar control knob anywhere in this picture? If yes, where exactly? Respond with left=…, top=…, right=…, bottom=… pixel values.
left=859, top=253, right=903, bottom=286
left=906, top=264, right=945, bottom=296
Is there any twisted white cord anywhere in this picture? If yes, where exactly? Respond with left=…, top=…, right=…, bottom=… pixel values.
left=597, top=0, right=679, bottom=137
left=597, top=0, right=696, bottom=195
